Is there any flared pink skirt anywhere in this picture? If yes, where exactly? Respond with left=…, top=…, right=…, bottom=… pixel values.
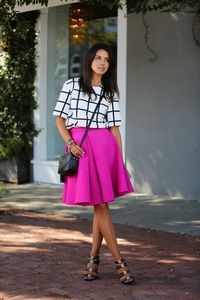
left=62, top=128, right=134, bottom=206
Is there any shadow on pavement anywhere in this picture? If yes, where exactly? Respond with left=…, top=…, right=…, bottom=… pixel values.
left=1, top=183, right=200, bottom=236
left=0, top=208, right=200, bottom=300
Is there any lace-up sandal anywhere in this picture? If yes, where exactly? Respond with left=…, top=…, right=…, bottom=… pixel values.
left=84, top=255, right=100, bottom=281
left=115, top=258, right=134, bottom=285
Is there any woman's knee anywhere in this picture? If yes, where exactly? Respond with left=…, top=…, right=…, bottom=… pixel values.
left=94, top=203, right=109, bottom=213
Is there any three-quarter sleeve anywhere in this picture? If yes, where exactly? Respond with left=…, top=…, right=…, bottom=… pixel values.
left=107, top=95, right=122, bottom=127
left=53, top=79, right=74, bottom=119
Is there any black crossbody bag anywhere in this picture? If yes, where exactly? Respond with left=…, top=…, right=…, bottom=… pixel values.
left=58, top=90, right=105, bottom=182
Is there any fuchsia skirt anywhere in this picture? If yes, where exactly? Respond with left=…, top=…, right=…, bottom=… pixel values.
left=62, top=128, right=134, bottom=206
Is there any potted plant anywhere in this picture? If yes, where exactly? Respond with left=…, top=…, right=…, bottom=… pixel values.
left=0, top=7, right=39, bottom=183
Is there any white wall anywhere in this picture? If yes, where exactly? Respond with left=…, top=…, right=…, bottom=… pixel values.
left=32, top=8, right=61, bottom=184
left=126, top=12, right=200, bottom=199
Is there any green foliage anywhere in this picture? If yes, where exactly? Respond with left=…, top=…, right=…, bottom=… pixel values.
left=79, top=0, right=122, bottom=10
left=15, top=0, right=120, bottom=9
left=16, top=0, right=49, bottom=6
left=13, top=0, right=200, bottom=14
left=126, top=0, right=200, bottom=14
left=0, top=10, right=39, bottom=160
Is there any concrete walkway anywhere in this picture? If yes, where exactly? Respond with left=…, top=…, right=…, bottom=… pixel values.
left=1, top=183, right=199, bottom=236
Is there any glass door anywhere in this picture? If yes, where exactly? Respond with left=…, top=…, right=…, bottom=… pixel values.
left=47, top=4, right=117, bottom=160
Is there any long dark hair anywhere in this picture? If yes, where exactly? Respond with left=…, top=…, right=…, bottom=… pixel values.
left=79, top=43, right=119, bottom=101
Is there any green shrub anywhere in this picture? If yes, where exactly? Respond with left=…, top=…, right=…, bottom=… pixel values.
left=0, top=10, right=39, bottom=160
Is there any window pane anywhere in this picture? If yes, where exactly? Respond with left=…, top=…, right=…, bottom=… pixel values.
left=69, top=4, right=117, bottom=77
left=47, top=6, right=69, bottom=160
left=47, top=4, right=117, bottom=160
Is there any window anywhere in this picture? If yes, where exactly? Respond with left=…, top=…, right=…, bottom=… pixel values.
left=47, top=4, right=117, bottom=160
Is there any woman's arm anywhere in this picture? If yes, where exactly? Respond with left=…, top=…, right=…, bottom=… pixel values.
left=55, top=116, right=71, bottom=144
left=55, top=116, right=84, bottom=157
left=109, top=126, right=123, bottom=157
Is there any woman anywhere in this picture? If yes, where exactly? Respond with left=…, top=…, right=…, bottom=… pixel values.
left=53, top=43, right=134, bottom=285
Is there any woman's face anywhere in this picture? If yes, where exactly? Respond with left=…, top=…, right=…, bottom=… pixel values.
left=91, top=49, right=110, bottom=76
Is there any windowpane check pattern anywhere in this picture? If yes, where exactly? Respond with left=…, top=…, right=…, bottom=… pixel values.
left=53, top=78, right=122, bottom=129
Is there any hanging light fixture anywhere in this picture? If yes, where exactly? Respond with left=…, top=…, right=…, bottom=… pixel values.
left=69, top=5, right=88, bottom=43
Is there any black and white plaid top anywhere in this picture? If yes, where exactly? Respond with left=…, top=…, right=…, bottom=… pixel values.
left=53, top=77, right=122, bottom=129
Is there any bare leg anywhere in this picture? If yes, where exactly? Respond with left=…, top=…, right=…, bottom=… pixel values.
left=90, top=212, right=103, bottom=257
left=84, top=213, right=102, bottom=281
left=94, top=203, right=121, bottom=261
left=85, top=203, right=134, bottom=284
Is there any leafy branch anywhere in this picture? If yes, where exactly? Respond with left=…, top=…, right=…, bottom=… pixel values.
left=0, top=7, right=39, bottom=159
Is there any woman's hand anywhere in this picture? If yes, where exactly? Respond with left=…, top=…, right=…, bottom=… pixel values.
left=55, top=116, right=84, bottom=157
left=70, top=143, right=85, bottom=158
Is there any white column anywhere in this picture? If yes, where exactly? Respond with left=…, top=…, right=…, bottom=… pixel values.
left=117, top=1, right=127, bottom=159
left=34, top=8, right=48, bottom=161
left=32, top=8, right=61, bottom=183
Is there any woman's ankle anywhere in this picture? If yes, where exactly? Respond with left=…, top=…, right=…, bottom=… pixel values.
left=90, top=251, right=99, bottom=257
left=113, top=255, right=122, bottom=261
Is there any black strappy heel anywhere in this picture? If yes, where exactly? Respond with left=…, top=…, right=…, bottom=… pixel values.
left=115, top=258, right=134, bottom=285
left=84, top=255, right=100, bottom=281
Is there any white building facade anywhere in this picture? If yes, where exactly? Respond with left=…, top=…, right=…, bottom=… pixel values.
left=17, top=1, right=200, bottom=199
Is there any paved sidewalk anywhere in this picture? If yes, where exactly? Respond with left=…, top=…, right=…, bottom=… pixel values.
left=0, top=183, right=200, bottom=300
left=0, top=208, right=200, bottom=300
left=0, top=183, right=200, bottom=236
